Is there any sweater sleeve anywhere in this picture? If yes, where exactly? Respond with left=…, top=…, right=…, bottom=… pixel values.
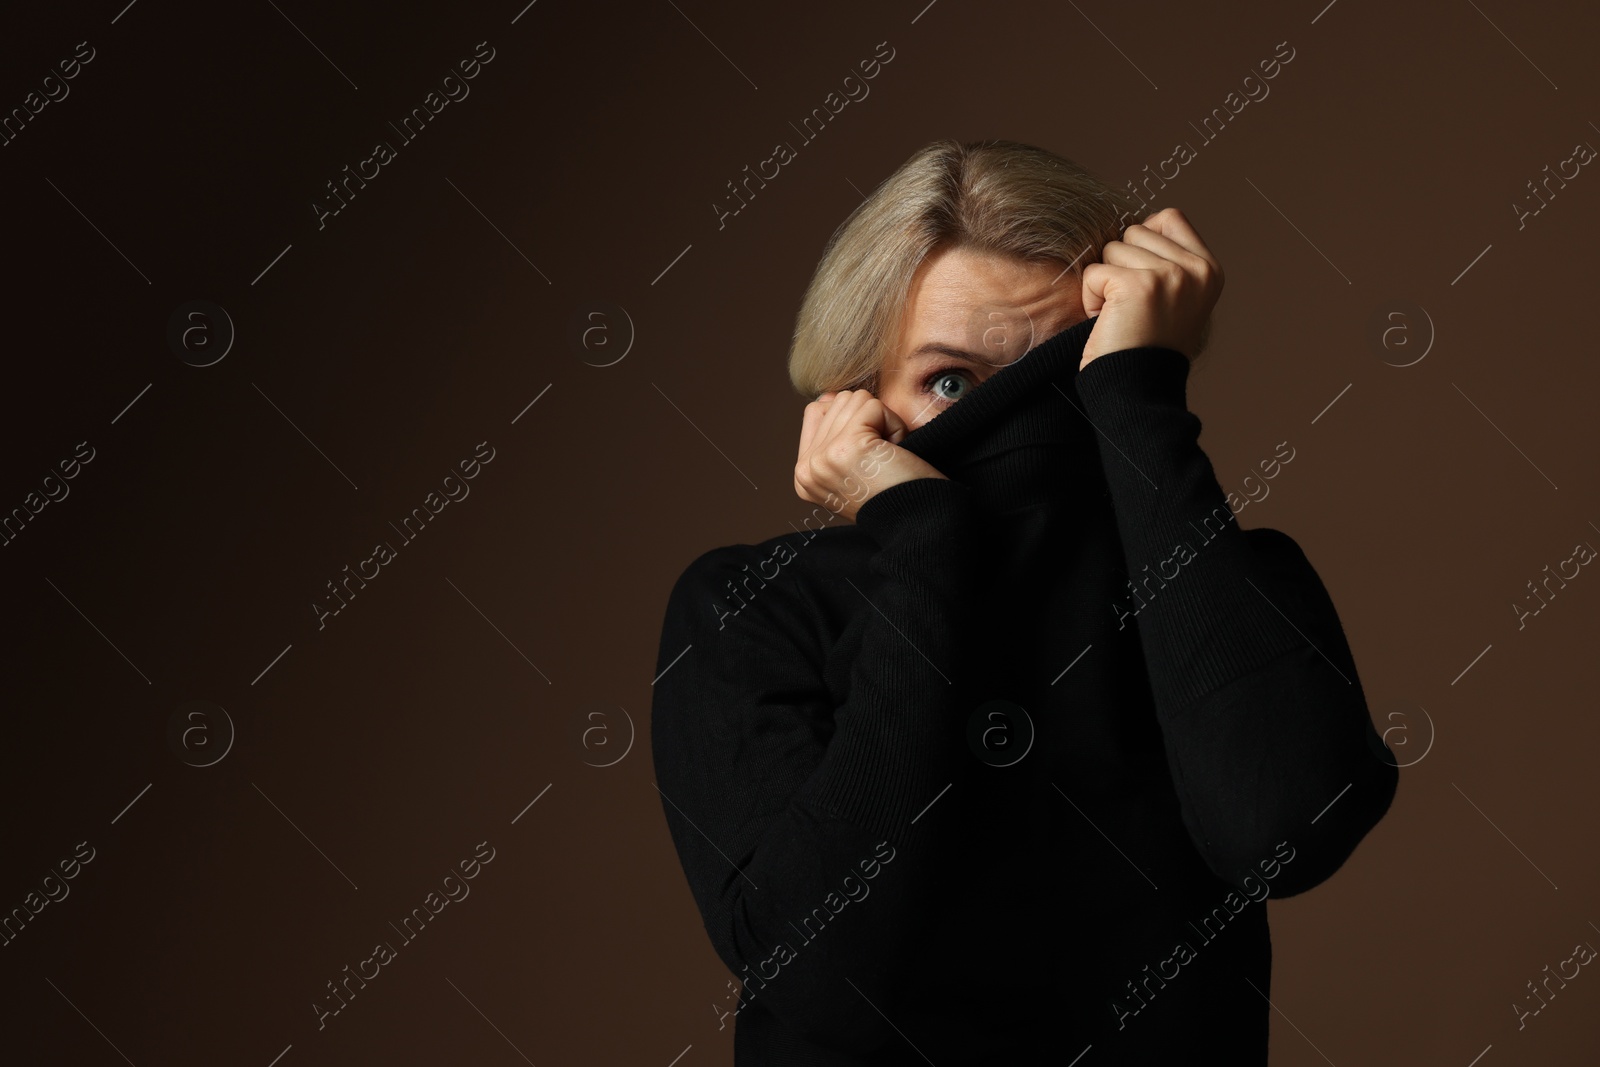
left=649, top=476, right=982, bottom=1053
left=1073, top=346, right=1399, bottom=898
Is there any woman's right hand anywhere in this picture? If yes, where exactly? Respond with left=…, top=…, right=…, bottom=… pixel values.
left=794, top=389, right=947, bottom=523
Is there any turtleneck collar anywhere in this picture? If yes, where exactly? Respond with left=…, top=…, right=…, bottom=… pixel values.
left=893, top=315, right=1102, bottom=514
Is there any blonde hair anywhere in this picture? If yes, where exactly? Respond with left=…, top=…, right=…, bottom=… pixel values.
left=787, top=139, right=1199, bottom=399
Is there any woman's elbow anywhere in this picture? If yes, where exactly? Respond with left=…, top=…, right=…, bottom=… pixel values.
left=1256, top=758, right=1400, bottom=899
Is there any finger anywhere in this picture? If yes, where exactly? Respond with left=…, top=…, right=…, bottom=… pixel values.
left=832, top=390, right=890, bottom=462
left=854, top=394, right=902, bottom=446
left=1110, top=225, right=1211, bottom=277
left=813, top=388, right=865, bottom=457
left=1100, top=237, right=1180, bottom=273
left=798, top=397, right=827, bottom=462
left=1080, top=261, right=1111, bottom=315
left=1133, top=209, right=1218, bottom=271
left=801, top=389, right=851, bottom=458
left=877, top=401, right=909, bottom=444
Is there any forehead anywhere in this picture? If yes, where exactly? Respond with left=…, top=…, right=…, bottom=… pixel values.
left=895, top=245, right=1082, bottom=362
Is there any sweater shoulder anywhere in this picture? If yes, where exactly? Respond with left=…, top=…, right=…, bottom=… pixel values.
left=1239, top=524, right=1312, bottom=570
left=1240, top=523, right=1297, bottom=553
left=664, top=525, right=869, bottom=629
left=654, top=527, right=870, bottom=701
left=672, top=525, right=867, bottom=594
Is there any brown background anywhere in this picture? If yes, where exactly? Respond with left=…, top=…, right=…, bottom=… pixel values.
left=2, top=0, right=1597, bottom=1062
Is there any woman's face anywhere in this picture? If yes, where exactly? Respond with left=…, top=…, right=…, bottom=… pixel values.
left=876, top=245, right=1088, bottom=431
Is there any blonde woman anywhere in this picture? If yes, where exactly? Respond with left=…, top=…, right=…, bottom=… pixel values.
left=652, top=139, right=1397, bottom=1065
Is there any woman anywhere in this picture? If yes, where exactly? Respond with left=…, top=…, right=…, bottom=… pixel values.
left=651, top=139, right=1398, bottom=1065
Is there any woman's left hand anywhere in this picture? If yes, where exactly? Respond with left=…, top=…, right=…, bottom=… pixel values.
left=1079, top=206, right=1224, bottom=369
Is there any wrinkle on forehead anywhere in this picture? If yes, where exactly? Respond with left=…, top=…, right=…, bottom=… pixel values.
left=898, top=247, right=1085, bottom=365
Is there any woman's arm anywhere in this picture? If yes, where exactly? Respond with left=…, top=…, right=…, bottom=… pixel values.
left=1074, top=345, right=1399, bottom=898
left=650, top=476, right=980, bottom=1053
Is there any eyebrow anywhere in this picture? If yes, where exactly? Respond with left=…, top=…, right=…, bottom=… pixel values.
left=907, top=342, right=990, bottom=363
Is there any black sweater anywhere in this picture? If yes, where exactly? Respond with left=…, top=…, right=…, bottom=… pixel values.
left=650, top=316, right=1399, bottom=1065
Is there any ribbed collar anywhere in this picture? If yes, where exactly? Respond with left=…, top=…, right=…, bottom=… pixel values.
left=894, top=315, right=1101, bottom=512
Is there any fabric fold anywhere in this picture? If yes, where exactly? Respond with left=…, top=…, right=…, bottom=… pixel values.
left=893, top=315, right=1102, bottom=515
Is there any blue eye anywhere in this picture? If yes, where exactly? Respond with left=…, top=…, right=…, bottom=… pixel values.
left=925, top=367, right=972, bottom=404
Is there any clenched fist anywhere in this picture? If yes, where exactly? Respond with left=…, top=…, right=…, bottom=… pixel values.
left=794, top=388, right=947, bottom=522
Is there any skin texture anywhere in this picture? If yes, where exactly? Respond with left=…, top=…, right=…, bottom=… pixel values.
left=793, top=208, right=1223, bottom=522
left=874, top=245, right=1088, bottom=432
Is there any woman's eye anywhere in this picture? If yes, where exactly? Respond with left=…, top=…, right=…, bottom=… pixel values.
left=927, top=369, right=971, bottom=403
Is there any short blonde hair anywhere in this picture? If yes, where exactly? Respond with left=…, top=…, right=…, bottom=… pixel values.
left=787, top=139, right=1162, bottom=399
